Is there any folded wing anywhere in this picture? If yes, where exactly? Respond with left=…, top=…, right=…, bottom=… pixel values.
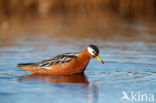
left=39, top=53, right=78, bottom=68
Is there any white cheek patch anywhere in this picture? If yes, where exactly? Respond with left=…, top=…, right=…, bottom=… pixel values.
left=87, top=47, right=94, bottom=56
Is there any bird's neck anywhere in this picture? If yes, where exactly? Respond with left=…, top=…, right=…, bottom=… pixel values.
left=79, top=49, right=92, bottom=59
left=76, top=49, right=92, bottom=73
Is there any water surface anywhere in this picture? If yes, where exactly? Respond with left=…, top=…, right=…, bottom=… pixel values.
left=0, top=34, right=156, bottom=103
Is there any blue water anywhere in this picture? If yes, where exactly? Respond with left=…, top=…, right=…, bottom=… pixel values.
left=0, top=35, right=156, bottom=103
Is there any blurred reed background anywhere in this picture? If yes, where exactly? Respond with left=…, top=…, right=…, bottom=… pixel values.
left=0, top=0, right=156, bottom=45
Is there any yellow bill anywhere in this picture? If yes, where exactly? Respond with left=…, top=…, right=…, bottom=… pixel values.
left=96, top=56, right=104, bottom=64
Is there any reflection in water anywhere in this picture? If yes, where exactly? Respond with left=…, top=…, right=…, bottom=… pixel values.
left=18, top=73, right=101, bottom=103
left=19, top=73, right=89, bottom=84
left=89, top=82, right=100, bottom=103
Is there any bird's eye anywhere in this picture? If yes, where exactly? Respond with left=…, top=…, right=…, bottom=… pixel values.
left=93, top=51, right=96, bottom=54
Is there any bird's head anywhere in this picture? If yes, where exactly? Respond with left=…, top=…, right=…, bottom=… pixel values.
left=87, top=44, right=104, bottom=64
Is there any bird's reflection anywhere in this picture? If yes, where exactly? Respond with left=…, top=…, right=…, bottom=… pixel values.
left=18, top=73, right=101, bottom=103
left=19, top=73, right=89, bottom=84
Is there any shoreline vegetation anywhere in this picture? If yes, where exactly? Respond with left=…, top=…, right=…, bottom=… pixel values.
left=0, top=0, right=156, bottom=45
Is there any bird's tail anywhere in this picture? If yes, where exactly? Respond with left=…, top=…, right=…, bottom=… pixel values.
left=17, top=63, right=38, bottom=67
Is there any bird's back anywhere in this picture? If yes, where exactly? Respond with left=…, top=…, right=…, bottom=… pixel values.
left=17, top=52, right=79, bottom=69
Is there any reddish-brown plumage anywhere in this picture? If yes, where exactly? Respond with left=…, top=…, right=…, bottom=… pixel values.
left=18, top=49, right=93, bottom=74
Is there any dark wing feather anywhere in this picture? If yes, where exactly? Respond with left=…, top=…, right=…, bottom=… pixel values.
left=39, top=52, right=78, bottom=67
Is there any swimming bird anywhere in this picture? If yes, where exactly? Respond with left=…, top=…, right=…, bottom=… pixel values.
left=17, top=44, right=104, bottom=74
